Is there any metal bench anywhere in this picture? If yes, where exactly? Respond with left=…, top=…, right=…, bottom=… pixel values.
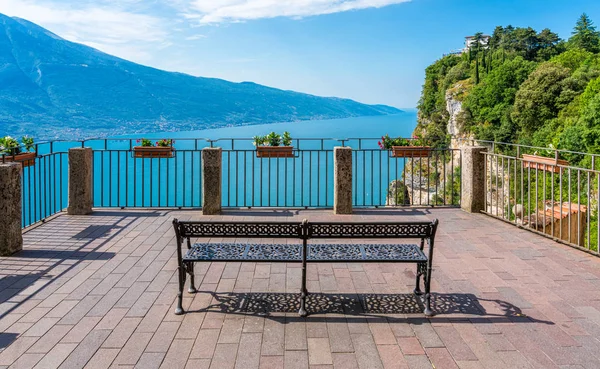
left=172, top=219, right=439, bottom=317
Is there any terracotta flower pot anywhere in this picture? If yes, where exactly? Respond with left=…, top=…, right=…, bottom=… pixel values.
left=1, top=152, right=36, bottom=167
left=522, top=154, right=568, bottom=174
left=256, top=146, right=294, bottom=158
left=391, top=146, right=432, bottom=158
left=133, top=146, right=175, bottom=158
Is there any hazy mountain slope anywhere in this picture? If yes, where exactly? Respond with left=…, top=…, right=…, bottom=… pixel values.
left=0, top=14, right=401, bottom=139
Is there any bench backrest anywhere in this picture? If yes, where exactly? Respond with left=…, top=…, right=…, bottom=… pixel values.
left=173, top=219, right=438, bottom=241
left=174, top=221, right=303, bottom=239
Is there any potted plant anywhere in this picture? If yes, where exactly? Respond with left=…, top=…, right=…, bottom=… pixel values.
left=0, top=136, right=36, bottom=167
left=379, top=134, right=431, bottom=158
left=133, top=138, right=175, bottom=158
left=254, top=131, right=294, bottom=158
left=522, top=148, right=568, bottom=173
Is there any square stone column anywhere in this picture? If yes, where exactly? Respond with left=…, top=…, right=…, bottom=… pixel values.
left=202, top=147, right=222, bottom=215
left=68, top=147, right=93, bottom=215
left=461, top=146, right=487, bottom=213
left=334, top=147, right=352, bottom=214
left=0, top=163, right=23, bottom=255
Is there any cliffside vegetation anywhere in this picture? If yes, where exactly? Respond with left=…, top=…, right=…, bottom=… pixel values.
left=416, top=14, right=600, bottom=166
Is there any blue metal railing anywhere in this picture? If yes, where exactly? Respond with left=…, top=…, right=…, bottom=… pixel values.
left=10, top=137, right=460, bottom=229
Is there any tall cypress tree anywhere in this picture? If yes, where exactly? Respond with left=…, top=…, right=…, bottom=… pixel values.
left=569, top=13, right=600, bottom=53
left=481, top=49, right=487, bottom=73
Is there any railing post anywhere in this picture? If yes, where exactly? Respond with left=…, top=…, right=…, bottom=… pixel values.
left=67, top=147, right=93, bottom=215
left=202, top=147, right=222, bottom=215
left=333, top=146, right=352, bottom=214
left=0, top=163, right=22, bottom=255
left=461, top=146, right=487, bottom=213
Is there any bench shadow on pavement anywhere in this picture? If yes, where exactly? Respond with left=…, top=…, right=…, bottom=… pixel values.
left=186, top=292, right=553, bottom=325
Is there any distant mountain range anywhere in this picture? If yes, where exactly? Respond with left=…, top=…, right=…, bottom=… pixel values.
left=0, top=13, right=401, bottom=140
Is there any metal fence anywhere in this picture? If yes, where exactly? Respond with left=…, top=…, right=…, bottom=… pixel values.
left=2, top=151, right=69, bottom=228
left=83, top=137, right=461, bottom=209
left=11, top=137, right=460, bottom=229
left=471, top=139, right=600, bottom=255
left=353, top=148, right=461, bottom=207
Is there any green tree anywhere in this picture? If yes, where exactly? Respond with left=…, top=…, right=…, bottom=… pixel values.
left=569, top=13, right=600, bottom=53
left=580, top=75, right=600, bottom=108
left=464, top=56, right=536, bottom=129
left=580, top=94, right=600, bottom=140
left=511, top=62, right=571, bottom=134
left=550, top=48, right=593, bottom=72
left=536, top=29, right=564, bottom=60
left=417, top=55, right=462, bottom=116
left=471, top=32, right=485, bottom=52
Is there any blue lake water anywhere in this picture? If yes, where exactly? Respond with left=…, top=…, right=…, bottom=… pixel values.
left=115, top=112, right=417, bottom=141
left=22, top=112, right=419, bottom=226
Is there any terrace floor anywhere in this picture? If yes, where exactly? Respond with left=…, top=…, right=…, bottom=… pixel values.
left=1, top=209, right=600, bottom=369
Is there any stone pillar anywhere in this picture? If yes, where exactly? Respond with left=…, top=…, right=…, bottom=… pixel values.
left=461, top=146, right=487, bottom=213
left=333, top=147, right=352, bottom=214
left=202, top=147, right=222, bottom=215
left=0, top=163, right=23, bottom=255
left=68, top=147, right=93, bottom=215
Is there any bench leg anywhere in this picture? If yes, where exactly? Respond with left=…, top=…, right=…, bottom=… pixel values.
left=298, top=242, right=308, bottom=317
left=298, top=264, right=308, bottom=317
left=414, top=262, right=425, bottom=295
left=423, top=263, right=434, bottom=317
left=175, top=264, right=186, bottom=315
left=187, top=262, right=197, bottom=294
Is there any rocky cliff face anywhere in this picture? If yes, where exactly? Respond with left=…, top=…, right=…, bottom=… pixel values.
left=446, top=87, right=463, bottom=137
left=387, top=81, right=469, bottom=207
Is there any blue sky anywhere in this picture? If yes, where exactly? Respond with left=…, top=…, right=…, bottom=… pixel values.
left=1, top=0, right=599, bottom=108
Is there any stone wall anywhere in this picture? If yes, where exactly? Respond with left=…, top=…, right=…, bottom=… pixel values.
left=0, top=163, right=22, bottom=255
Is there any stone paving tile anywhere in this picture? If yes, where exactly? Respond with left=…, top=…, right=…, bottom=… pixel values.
left=145, top=321, right=181, bottom=353
left=210, top=343, right=238, bottom=369
left=285, top=317, right=308, bottom=351
left=28, top=324, right=73, bottom=354
left=84, top=348, right=120, bottom=369
left=350, top=334, right=384, bottom=369
left=259, top=356, right=284, bottom=369
left=159, top=339, right=193, bottom=369
left=135, top=352, right=165, bottom=369
left=261, top=316, right=285, bottom=356
left=185, top=358, right=211, bottom=369
left=331, top=353, right=359, bottom=369
left=234, top=333, right=261, bottom=369
left=61, top=316, right=101, bottom=344
left=376, top=345, right=409, bottom=369
left=8, top=353, right=43, bottom=369
left=0, top=209, right=599, bottom=368
left=102, top=317, right=141, bottom=349
left=189, top=329, right=220, bottom=359
left=284, top=350, right=309, bottom=369
left=31, top=343, right=76, bottom=369
left=0, top=337, right=39, bottom=366
left=112, top=332, right=152, bottom=366
left=58, top=330, right=111, bottom=369
left=307, top=338, right=333, bottom=365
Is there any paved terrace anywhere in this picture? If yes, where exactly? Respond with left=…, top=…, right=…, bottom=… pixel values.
left=0, top=209, right=600, bottom=369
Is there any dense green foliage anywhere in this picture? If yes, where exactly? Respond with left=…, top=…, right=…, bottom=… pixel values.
left=416, top=14, right=600, bottom=166
left=416, top=15, right=600, bottom=251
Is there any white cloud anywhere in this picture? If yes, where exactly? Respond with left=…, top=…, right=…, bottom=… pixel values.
left=180, top=0, right=411, bottom=24
left=185, top=34, right=208, bottom=40
left=0, top=0, right=168, bottom=63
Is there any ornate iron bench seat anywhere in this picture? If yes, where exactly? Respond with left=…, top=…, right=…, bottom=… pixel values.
left=184, top=243, right=428, bottom=263
left=173, top=219, right=438, bottom=317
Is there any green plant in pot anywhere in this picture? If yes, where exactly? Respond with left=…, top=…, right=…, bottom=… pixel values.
left=254, top=131, right=294, bottom=158
left=378, top=134, right=431, bottom=158
left=133, top=138, right=175, bottom=158
left=0, top=136, right=36, bottom=167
